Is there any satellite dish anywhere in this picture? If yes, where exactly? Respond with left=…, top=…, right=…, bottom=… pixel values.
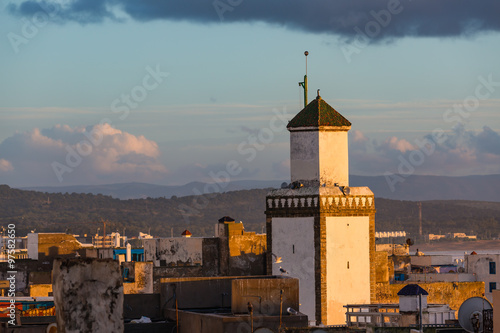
left=255, top=328, right=275, bottom=333
left=406, top=238, right=414, bottom=246
left=458, top=297, right=492, bottom=333
left=46, top=323, right=57, bottom=333
left=342, top=186, right=350, bottom=196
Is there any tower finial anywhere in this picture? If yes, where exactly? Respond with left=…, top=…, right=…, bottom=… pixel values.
left=304, top=51, right=308, bottom=76
left=298, top=51, right=309, bottom=108
left=317, top=89, right=320, bottom=98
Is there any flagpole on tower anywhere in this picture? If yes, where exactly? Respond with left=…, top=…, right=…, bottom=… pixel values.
left=298, top=51, right=309, bottom=108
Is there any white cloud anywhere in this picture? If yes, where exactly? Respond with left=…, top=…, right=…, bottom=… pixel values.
left=349, top=125, right=500, bottom=176
left=0, top=159, right=13, bottom=172
left=2, top=122, right=498, bottom=188
left=383, top=137, right=415, bottom=153
left=0, top=123, right=167, bottom=187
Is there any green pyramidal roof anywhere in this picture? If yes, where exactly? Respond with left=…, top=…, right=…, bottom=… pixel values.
left=287, top=95, right=351, bottom=129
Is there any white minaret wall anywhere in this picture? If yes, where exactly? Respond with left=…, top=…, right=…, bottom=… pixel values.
left=290, top=131, right=319, bottom=183
left=326, top=216, right=371, bottom=324
left=271, top=217, right=316, bottom=322
left=290, top=128, right=349, bottom=187
left=319, top=130, right=349, bottom=187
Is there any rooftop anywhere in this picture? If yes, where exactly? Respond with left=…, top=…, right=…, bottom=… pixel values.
left=397, top=284, right=429, bottom=296
left=218, top=216, right=235, bottom=223
left=181, top=229, right=192, bottom=236
left=287, top=94, right=351, bottom=129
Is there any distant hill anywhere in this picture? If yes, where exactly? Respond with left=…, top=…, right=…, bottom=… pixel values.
left=2, top=185, right=500, bottom=239
left=21, top=180, right=285, bottom=200
left=21, top=174, right=500, bottom=202
left=350, top=174, right=500, bottom=202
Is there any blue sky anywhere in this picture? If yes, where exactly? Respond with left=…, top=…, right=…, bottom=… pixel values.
left=1, top=1, right=500, bottom=187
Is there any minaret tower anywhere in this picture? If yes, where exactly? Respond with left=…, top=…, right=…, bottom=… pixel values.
left=266, top=55, right=376, bottom=326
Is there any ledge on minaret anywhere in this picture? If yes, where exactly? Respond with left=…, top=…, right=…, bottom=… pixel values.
left=267, top=186, right=373, bottom=197
left=265, top=186, right=375, bottom=213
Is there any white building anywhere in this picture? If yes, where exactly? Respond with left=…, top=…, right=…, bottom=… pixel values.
left=138, top=232, right=153, bottom=239
left=266, top=92, right=375, bottom=326
left=466, top=253, right=500, bottom=302
left=446, top=232, right=477, bottom=240
left=375, top=231, right=407, bottom=238
left=345, top=284, right=455, bottom=327
left=93, top=232, right=127, bottom=248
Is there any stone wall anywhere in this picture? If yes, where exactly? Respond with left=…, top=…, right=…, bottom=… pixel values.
left=160, top=276, right=234, bottom=310
left=0, top=260, right=52, bottom=294
left=53, top=258, right=124, bottom=333
left=37, top=233, right=83, bottom=260
left=122, top=261, right=153, bottom=294
left=123, top=294, right=161, bottom=320
left=29, top=271, right=51, bottom=285
left=30, top=284, right=52, bottom=297
left=375, top=281, right=485, bottom=315
left=219, top=222, right=267, bottom=276
left=231, top=277, right=299, bottom=315
left=202, top=238, right=220, bottom=277
left=407, top=273, right=476, bottom=283
left=412, top=255, right=454, bottom=266
left=493, top=290, right=500, bottom=333
left=143, top=237, right=203, bottom=267
left=391, top=255, right=411, bottom=273
left=376, top=244, right=409, bottom=256
left=375, top=251, right=390, bottom=284
left=166, top=309, right=307, bottom=333
left=228, top=233, right=266, bottom=276
left=150, top=238, right=220, bottom=293
left=153, top=266, right=203, bottom=293
left=148, top=233, right=265, bottom=293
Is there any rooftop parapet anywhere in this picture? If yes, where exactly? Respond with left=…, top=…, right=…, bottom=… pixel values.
left=266, top=186, right=374, bottom=215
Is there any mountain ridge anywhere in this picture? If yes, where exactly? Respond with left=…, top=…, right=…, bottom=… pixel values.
left=19, top=174, right=500, bottom=202
left=2, top=184, right=500, bottom=240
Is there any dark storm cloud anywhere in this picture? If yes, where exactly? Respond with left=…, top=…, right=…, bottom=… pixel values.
left=7, top=0, right=500, bottom=40
left=9, top=0, right=116, bottom=24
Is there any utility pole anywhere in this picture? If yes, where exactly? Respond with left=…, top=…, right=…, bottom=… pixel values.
left=103, top=221, right=106, bottom=247
left=418, top=202, right=422, bottom=237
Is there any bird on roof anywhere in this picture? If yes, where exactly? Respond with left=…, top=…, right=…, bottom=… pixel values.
left=279, top=266, right=288, bottom=275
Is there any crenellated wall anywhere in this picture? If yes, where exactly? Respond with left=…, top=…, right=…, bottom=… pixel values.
left=266, top=193, right=375, bottom=214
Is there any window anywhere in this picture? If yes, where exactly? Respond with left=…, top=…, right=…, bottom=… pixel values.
left=489, top=282, right=496, bottom=293
left=490, top=262, right=496, bottom=274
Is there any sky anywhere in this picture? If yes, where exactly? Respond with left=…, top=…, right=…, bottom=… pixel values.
left=1, top=0, right=500, bottom=188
